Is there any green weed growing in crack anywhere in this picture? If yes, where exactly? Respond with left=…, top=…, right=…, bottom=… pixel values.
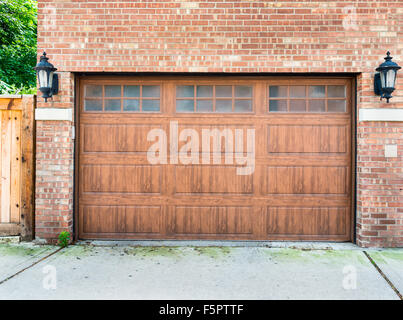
left=57, top=231, right=71, bottom=248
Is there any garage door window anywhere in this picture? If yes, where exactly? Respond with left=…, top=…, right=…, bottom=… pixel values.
left=176, top=85, right=253, bottom=113
left=269, top=85, right=346, bottom=113
left=84, top=85, right=160, bottom=112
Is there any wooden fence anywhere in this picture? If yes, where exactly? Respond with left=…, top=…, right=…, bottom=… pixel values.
left=0, top=95, right=35, bottom=240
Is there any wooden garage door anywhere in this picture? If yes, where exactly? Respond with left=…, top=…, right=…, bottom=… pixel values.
left=78, top=76, right=353, bottom=241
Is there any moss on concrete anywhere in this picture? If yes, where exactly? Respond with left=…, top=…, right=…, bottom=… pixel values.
left=124, top=246, right=183, bottom=258
left=0, top=244, right=51, bottom=257
left=367, top=250, right=403, bottom=263
left=58, top=244, right=95, bottom=257
left=264, top=248, right=368, bottom=265
left=105, top=246, right=234, bottom=259
left=0, top=236, right=20, bottom=244
left=45, top=244, right=391, bottom=268
left=193, top=246, right=232, bottom=259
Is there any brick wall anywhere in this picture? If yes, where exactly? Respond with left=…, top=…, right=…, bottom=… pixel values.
left=35, top=71, right=75, bottom=243
left=356, top=122, right=403, bottom=247
left=36, top=0, right=403, bottom=247
left=35, top=121, right=74, bottom=243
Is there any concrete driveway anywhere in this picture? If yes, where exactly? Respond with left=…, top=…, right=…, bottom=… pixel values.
left=0, top=241, right=401, bottom=300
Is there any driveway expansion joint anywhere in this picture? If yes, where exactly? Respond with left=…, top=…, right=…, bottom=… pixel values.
left=0, top=247, right=63, bottom=286
left=363, top=251, right=402, bottom=300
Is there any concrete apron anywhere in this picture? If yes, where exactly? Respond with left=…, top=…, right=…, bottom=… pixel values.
left=0, top=241, right=401, bottom=300
left=84, top=240, right=362, bottom=250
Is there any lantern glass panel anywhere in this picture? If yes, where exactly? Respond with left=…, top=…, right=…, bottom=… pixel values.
left=39, top=70, right=47, bottom=88
left=48, top=70, right=54, bottom=88
left=386, top=69, right=396, bottom=88
left=380, top=71, right=386, bottom=88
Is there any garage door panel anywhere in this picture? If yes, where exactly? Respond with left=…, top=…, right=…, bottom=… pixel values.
left=266, top=166, right=347, bottom=194
left=170, top=206, right=254, bottom=235
left=82, top=165, right=161, bottom=194
left=177, top=123, right=254, bottom=154
left=82, top=124, right=162, bottom=153
left=81, top=205, right=162, bottom=235
left=174, top=165, right=253, bottom=194
left=266, top=207, right=348, bottom=237
left=125, top=206, right=162, bottom=234
left=81, top=206, right=122, bottom=234
left=328, top=207, right=349, bottom=235
left=268, top=125, right=347, bottom=153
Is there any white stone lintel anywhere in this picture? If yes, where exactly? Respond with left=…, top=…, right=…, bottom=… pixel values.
left=35, top=108, right=73, bottom=121
left=359, top=108, right=403, bottom=122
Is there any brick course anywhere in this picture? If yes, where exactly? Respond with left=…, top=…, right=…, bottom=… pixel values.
left=36, top=0, right=403, bottom=247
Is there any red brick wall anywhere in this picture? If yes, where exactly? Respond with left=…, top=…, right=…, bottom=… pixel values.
left=36, top=0, right=403, bottom=247
left=35, top=71, right=75, bottom=243
left=35, top=121, right=74, bottom=243
left=356, top=122, right=403, bottom=247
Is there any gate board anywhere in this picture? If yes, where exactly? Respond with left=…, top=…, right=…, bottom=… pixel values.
left=0, top=110, right=21, bottom=224
left=0, top=96, right=35, bottom=239
left=78, top=76, right=353, bottom=241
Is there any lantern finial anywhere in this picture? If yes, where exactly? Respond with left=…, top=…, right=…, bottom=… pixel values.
left=40, top=52, right=49, bottom=62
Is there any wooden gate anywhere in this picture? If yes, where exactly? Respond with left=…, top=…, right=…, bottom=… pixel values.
left=0, top=95, right=35, bottom=239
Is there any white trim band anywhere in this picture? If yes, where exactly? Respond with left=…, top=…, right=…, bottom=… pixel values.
left=35, top=108, right=73, bottom=121
left=0, top=94, right=23, bottom=99
left=359, top=108, right=403, bottom=122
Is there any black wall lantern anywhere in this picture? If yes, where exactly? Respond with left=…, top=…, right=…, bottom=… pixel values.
left=34, top=52, right=58, bottom=102
left=374, top=51, right=401, bottom=103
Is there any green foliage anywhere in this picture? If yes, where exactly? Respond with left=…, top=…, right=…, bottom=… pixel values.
left=0, top=0, right=37, bottom=93
left=58, top=231, right=71, bottom=248
left=0, top=79, right=36, bottom=94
